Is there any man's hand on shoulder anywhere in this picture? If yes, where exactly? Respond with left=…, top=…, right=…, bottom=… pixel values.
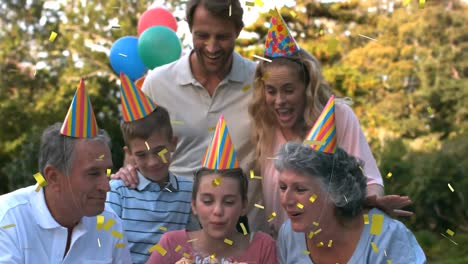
left=110, top=164, right=139, bottom=189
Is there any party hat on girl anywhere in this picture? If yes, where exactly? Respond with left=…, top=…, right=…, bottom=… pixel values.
left=264, top=8, right=300, bottom=58
left=60, top=78, right=98, bottom=138
left=202, top=115, right=240, bottom=169
left=120, top=72, right=157, bottom=122
left=304, top=95, right=337, bottom=154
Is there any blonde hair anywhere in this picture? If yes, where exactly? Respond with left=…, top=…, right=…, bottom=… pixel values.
left=248, top=49, right=332, bottom=165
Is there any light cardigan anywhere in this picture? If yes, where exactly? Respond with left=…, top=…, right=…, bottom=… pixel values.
left=261, top=102, right=384, bottom=236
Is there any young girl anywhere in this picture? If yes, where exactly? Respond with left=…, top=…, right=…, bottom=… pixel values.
left=146, top=168, right=278, bottom=263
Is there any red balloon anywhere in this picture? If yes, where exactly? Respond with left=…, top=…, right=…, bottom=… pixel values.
left=138, top=7, right=177, bottom=35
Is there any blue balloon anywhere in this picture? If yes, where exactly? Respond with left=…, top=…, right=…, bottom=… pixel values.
left=109, top=36, right=147, bottom=80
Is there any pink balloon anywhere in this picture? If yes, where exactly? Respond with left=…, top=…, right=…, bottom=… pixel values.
left=138, top=7, right=178, bottom=35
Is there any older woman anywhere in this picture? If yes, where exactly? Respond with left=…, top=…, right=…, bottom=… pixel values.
left=274, top=142, right=425, bottom=263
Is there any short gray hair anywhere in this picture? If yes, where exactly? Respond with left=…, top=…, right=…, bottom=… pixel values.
left=274, top=142, right=367, bottom=218
left=38, top=122, right=111, bottom=176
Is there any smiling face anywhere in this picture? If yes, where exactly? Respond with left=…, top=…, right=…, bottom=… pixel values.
left=264, top=65, right=307, bottom=132
left=59, top=140, right=112, bottom=217
left=279, top=169, right=332, bottom=232
left=192, top=174, right=247, bottom=239
left=190, top=4, right=240, bottom=77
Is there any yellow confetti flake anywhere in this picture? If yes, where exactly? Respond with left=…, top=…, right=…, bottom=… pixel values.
left=34, top=172, right=48, bottom=192
left=386, top=172, right=392, bottom=179
left=314, top=228, right=322, bottom=235
left=446, top=229, right=455, bottom=237
left=212, top=177, right=221, bottom=187
left=98, top=238, right=101, bottom=247
left=296, top=203, right=304, bottom=209
left=371, top=242, right=378, bottom=253
left=187, top=238, right=199, bottom=243
left=290, top=10, right=297, bottom=18
left=254, top=0, right=264, bottom=7
left=183, top=252, right=191, bottom=258
left=107, top=169, right=111, bottom=177
left=316, top=242, right=324, bottom=247
left=419, top=0, right=425, bottom=8
left=245, top=1, right=254, bottom=7
left=254, top=203, right=264, bottom=209
left=312, top=222, right=319, bottom=226
left=448, top=183, right=455, bottom=192
left=158, top=148, right=168, bottom=163
left=103, top=218, right=116, bottom=231
left=308, top=231, right=314, bottom=239
left=1, top=224, right=16, bottom=229
left=303, top=139, right=324, bottom=146
left=252, top=54, right=272, bottom=63
left=145, top=141, right=150, bottom=150
left=224, top=238, right=233, bottom=245
left=328, top=240, right=333, bottom=247
left=249, top=170, right=262, bottom=180
left=159, top=226, right=167, bottom=231
left=370, top=214, right=384, bottom=235
left=240, top=223, right=248, bottom=235
left=210, top=254, right=216, bottom=259
left=403, top=0, right=411, bottom=7
left=115, top=243, right=126, bottom=248
left=96, top=215, right=104, bottom=230
left=309, top=194, right=318, bottom=203
left=242, top=84, right=251, bottom=92
left=268, top=212, right=277, bottom=222
left=174, top=245, right=182, bottom=252
left=302, top=250, right=310, bottom=255
left=170, top=120, right=184, bottom=125
left=363, top=214, right=369, bottom=224
left=49, top=31, right=58, bottom=42
left=111, top=230, right=123, bottom=239
left=261, top=71, right=270, bottom=81
left=148, top=243, right=167, bottom=256
left=387, top=260, right=393, bottom=264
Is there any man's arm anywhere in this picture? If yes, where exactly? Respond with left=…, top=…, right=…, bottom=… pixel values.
left=0, top=226, right=22, bottom=263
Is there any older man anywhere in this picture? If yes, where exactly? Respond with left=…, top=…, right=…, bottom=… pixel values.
left=0, top=123, right=132, bottom=263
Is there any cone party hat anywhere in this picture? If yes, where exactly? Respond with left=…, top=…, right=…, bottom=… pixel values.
left=264, top=8, right=300, bottom=58
left=120, top=72, right=157, bottom=122
left=202, top=115, right=240, bottom=169
left=304, top=95, right=337, bottom=154
left=60, top=78, right=98, bottom=138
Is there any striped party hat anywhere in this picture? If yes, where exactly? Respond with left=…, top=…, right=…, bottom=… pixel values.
left=120, top=72, right=157, bottom=122
left=60, top=78, right=98, bottom=138
left=304, top=95, right=337, bottom=154
left=264, top=8, right=300, bottom=58
left=202, top=115, right=240, bottom=169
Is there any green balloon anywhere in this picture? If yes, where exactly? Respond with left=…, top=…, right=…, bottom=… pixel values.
left=137, top=26, right=181, bottom=69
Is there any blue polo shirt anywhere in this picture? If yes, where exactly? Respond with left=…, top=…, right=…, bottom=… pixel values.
left=106, top=171, right=193, bottom=264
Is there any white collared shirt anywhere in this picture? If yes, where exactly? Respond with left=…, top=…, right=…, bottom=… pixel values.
left=0, top=185, right=132, bottom=264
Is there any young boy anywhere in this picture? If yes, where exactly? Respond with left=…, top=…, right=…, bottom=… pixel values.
left=106, top=73, right=194, bottom=264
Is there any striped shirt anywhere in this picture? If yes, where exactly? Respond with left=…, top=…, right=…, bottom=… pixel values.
left=106, top=171, right=193, bottom=264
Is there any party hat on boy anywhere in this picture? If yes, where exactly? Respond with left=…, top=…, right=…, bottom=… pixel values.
left=304, top=95, right=337, bottom=154
left=264, top=8, right=300, bottom=58
left=202, top=115, right=240, bottom=169
left=60, top=78, right=98, bottom=138
left=119, top=72, right=157, bottom=122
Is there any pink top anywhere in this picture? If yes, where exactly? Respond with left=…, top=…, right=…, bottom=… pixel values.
left=146, top=230, right=278, bottom=264
left=261, top=102, right=384, bottom=237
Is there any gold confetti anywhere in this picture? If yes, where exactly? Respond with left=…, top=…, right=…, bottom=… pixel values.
left=370, top=214, right=384, bottom=235
left=357, top=34, right=377, bottom=41
left=118, top=53, right=127, bottom=57
left=111, top=230, right=123, bottom=239
left=34, top=172, right=48, bottom=192
left=115, top=243, right=126, bottom=248
left=290, top=11, right=297, bottom=18
left=316, top=242, right=324, bottom=247
left=106, top=169, right=111, bottom=177
left=314, top=228, right=322, bottom=235
left=98, top=238, right=101, bottom=247
left=240, top=223, right=248, bottom=235
left=309, top=194, right=318, bottom=203
left=386, top=172, right=393, bottom=179
left=224, top=238, right=233, bottom=245
left=97, top=215, right=104, bottom=230
left=210, top=254, right=216, bottom=259
left=252, top=54, right=272, bottom=63
left=187, top=238, right=199, bottom=243
left=159, top=226, right=167, bottom=231
left=419, top=0, right=425, bottom=8
left=328, top=240, right=333, bottom=247
left=49, top=31, right=58, bottom=42
left=440, top=233, right=459, bottom=245
left=245, top=1, right=254, bottom=7
left=254, top=0, right=264, bottom=7
left=212, top=177, right=221, bottom=186
left=254, top=203, right=264, bottom=209
left=242, top=84, right=251, bottom=92
left=297, top=203, right=304, bottom=209
left=170, top=120, right=184, bottom=125
left=249, top=170, right=262, bottom=180
left=302, top=250, right=310, bottom=254
left=174, top=245, right=182, bottom=252
left=312, top=222, right=319, bottom=226
left=371, top=242, right=378, bottom=253
left=98, top=154, right=105, bottom=160
left=183, top=252, right=191, bottom=258
left=308, top=231, right=314, bottom=239
left=267, top=212, right=277, bottom=222
left=387, top=260, right=393, bottom=264
left=261, top=71, right=270, bottom=81
left=1, top=224, right=16, bottom=229
left=446, top=229, right=455, bottom=237
left=145, top=141, right=150, bottom=150
left=403, top=0, right=411, bottom=7
left=448, top=183, right=455, bottom=192
left=363, top=214, right=369, bottom=225
left=103, top=218, right=116, bottom=230
left=158, top=148, right=168, bottom=163
left=148, top=243, right=167, bottom=256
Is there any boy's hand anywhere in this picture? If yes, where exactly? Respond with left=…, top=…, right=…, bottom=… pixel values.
left=365, top=195, right=414, bottom=217
left=111, top=164, right=139, bottom=189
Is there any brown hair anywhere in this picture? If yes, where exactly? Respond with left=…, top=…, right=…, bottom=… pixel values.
left=192, top=168, right=248, bottom=202
left=120, top=106, right=173, bottom=149
left=248, top=49, right=332, bottom=165
left=186, top=0, right=244, bottom=31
